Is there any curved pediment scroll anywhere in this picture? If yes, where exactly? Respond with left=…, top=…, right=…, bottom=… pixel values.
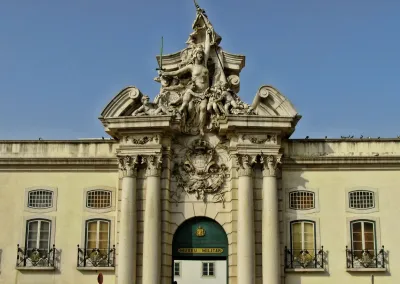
left=250, top=85, right=299, bottom=117
left=100, top=86, right=143, bottom=118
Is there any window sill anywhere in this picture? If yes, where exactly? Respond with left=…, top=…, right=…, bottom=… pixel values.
left=285, top=268, right=325, bottom=273
left=347, top=268, right=386, bottom=272
left=77, top=267, right=115, bottom=271
left=16, top=266, right=55, bottom=271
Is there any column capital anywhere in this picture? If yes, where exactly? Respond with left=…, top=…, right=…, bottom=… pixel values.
left=118, top=155, right=139, bottom=178
left=235, top=154, right=257, bottom=177
left=143, top=154, right=163, bottom=177
left=261, top=154, right=282, bottom=177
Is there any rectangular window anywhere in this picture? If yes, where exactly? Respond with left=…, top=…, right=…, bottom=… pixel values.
left=26, top=219, right=51, bottom=250
left=351, top=220, right=376, bottom=258
left=349, top=191, right=375, bottom=209
left=202, top=262, right=215, bottom=276
left=28, top=190, right=53, bottom=209
left=289, top=191, right=315, bottom=210
left=174, top=262, right=180, bottom=276
left=291, top=221, right=315, bottom=253
left=85, top=219, right=110, bottom=252
left=86, top=190, right=112, bottom=209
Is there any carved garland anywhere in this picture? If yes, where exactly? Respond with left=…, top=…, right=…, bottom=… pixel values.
left=123, top=135, right=159, bottom=145
left=242, top=134, right=277, bottom=144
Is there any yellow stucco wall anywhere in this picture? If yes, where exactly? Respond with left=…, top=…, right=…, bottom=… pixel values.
left=0, top=171, right=118, bottom=284
left=282, top=169, right=398, bottom=283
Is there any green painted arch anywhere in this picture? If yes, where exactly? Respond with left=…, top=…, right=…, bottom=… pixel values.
left=172, top=217, right=228, bottom=258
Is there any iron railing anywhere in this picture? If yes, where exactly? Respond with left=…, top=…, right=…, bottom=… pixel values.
left=16, top=244, right=56, bottom=267
left=77, top=245, right=115, bottom=268
left=284, top=246, right=324, bottom=269
left=346, top=246, right=385, bottom=269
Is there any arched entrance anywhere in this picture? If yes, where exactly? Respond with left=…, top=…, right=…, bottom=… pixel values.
left=172, top=217, right=228, bottom=284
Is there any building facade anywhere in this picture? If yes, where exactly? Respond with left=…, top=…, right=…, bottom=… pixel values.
left=0, top=3, right=397, bottom=284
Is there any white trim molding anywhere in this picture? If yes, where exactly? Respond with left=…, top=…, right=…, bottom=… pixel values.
left=345, top=186, right=379, bottom=214
left=285, top=186, right=320, bottom=214
left=82, top=186, right=116, bottom=213
left=24, top=186, right=58, bottom=213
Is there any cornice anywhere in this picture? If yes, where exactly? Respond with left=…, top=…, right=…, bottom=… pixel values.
left=0, top=158, right=117, bottom=171
left=283, top=156, right=400, bottom=170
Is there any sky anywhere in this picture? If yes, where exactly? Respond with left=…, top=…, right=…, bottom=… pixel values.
left=0, top=0, right=399, bottom=140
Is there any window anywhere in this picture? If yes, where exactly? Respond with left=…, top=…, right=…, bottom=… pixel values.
left=291, top=221, right=316, bottom=253
left=85, top=219, right=110, bottom=251
left=349, top=190, right=375, bottom=209
left=26, top=219, right=51, bottom=250
left=86, top=190, right=112, bottom=209
left=83, top=187, right=115, bottom=213
left=202, top=262, right=214, bottom=276
left=289, top=191, right=315, bottom=210
left=346, top=187, right=379, bottom=214
left=28, top=190, right=53, bottom=209
left=174, top=262, right=180, bottom=276
left=286, top=187, right=319, bottom=214
left=24, top=187, right=57, bottom=213
left=351, top=220, right=376, bottom=257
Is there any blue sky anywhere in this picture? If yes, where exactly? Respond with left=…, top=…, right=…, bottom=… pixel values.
left=1, top=0, right=399, bottom=139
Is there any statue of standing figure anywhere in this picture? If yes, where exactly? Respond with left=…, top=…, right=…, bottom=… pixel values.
left=160, top=29, right=212, bottom=136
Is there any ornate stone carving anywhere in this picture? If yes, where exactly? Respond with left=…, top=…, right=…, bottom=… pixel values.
left=261, top=155, right=282, bottom=177
left=131, top=95, right=168, bottom=116
left=171, top=138, right=229, bottom=205
left=242, top=134, right=277, bottom=144
left=123, top=135, right=159, bottom=145
left=118, top=155, right=139, bottom=177
left=235, top=154, right=257, bottom=176
left=143, top=154, right=163, bottom=177
left=128, top=2, right=254, bottom=135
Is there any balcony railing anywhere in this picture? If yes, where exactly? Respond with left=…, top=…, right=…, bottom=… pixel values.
left=77, top=245, right=115, bottom=268
left=284, top=246, right=324, bottom=269
left=346, top=246, right=386, bottom=269
left=16, top=244, right=56, bottom=268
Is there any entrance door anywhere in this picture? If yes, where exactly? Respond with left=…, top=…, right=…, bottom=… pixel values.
left=172, top=217, right=228, bottom=284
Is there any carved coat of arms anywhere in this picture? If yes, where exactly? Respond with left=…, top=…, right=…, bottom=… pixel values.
left=172, top=139, right=228, bottom=205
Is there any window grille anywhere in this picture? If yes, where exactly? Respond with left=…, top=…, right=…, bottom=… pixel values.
left=174, top=262, right=180, bottom=276
left=28, top=190, right=53, bottom=209
left=289, top=191, right=315, bottom=210
left=349, top=190, right=375, bottom=209
left=86, top=190, right=112, bottom=209
left=202, top=262, right=214, bottom=276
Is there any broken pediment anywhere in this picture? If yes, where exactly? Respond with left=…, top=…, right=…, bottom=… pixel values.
left=250, top=85, right=299, bottom=117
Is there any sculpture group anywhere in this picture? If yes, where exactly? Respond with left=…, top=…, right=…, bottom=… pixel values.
left=132, top=3, right=254, bottom=135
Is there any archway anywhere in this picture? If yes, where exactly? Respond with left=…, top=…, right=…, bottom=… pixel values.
left=172, top=217, right=228, bottom=284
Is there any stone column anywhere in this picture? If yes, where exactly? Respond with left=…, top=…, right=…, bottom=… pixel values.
left=117, top=155, right=138, bottom=284
left=142, top=155, right=162, bottom=284
left=236, top=155, right=256, bottom=284
left=262, top=155, right=281, bottom=284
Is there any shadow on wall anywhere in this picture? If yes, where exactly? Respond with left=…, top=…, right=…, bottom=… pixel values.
left=282, top=141, right=336, bottom=284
